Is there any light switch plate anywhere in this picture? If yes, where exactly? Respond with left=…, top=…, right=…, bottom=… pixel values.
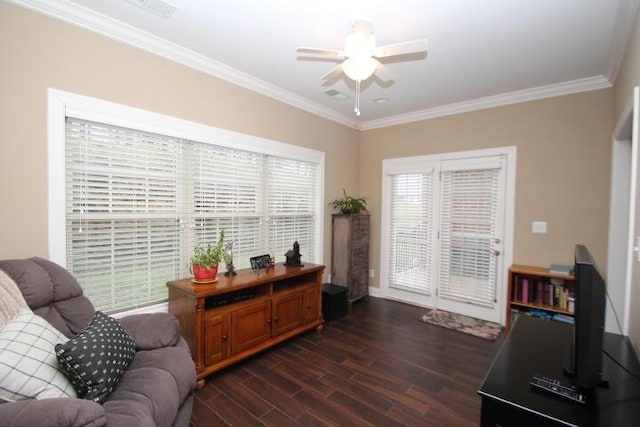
left=532, top=221, right=547, bottom=234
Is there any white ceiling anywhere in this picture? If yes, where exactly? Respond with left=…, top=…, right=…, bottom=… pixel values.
left=14, top=0, right=637, bottom=129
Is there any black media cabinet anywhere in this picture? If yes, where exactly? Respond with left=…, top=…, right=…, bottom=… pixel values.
left=478, top=316, right=640, bottom=426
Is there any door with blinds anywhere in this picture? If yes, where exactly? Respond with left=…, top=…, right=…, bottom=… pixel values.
left=382, top=150, right=511, bottom=324
left=436, top=157, right=505, bottom=322
left=385, top=167, right=439, bottom=307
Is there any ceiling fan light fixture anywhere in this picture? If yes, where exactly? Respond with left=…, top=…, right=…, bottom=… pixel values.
left=297, top=18, right=428, bottom=117
left=342, top=56, right=377, bottom=82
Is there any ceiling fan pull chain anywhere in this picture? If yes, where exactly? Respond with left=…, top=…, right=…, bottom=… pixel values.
left=355, top=80, right=361, bottom=116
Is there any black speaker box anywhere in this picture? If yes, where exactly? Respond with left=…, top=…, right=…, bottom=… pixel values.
left=322, top=283, right=348, bottom=321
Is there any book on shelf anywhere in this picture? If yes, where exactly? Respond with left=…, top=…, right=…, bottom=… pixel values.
left=535, top=281, right=544, bottom=304
left=513, top=275, right=573, bottom=311
left=530, top=309, right=553, bottom=320
left=553, top=313, right=574, bottom=324
left=553, top=285, right=561, bottom=307
left=549, top=264, right=572, bottom=275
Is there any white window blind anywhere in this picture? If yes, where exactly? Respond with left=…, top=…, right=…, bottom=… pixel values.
left=189, top=143, right=263, bottom=267
left=65, top=118, right=320, bottom=313
left=388, top=172, right=435, bottom=294
left=438, top=166, right=500, bottom=307
left=266, top=156, right=318, bottom=264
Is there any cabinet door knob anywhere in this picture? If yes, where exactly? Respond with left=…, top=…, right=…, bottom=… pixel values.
left=222, top=335, right=228, bottom=340
left=273, top=316, right=279, bottom=322
left=266, top=318, right=272, bottom=323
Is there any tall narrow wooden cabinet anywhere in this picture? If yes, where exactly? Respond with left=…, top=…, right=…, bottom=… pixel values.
left=331, top=214, right=369, bottom=303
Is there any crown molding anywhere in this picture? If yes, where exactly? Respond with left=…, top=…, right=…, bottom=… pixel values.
left=7, top=0, right=359, bottom=129
left=605, top=0, right=640, bottom=84
left=8, top=0, right=619, bottom=132
left=360, top=76, right=613, bottom=131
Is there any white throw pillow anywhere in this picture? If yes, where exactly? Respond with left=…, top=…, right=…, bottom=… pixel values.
left=0, top=269, right=29, bottom=329
left=0, top=312, right=77, bottom=401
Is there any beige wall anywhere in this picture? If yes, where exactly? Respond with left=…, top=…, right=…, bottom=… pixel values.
left=0, top=2, right=622, bottom=309
left=0, top=2, right=359, bottom=269
left=360, top=90, right=613, bottom=289
left=613, top=10, right=640, bottom=352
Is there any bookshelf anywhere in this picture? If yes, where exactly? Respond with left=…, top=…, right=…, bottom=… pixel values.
left=506, top=264, right=575, bottom=333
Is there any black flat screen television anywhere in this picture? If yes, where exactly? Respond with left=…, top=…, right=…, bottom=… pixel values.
left=565, top=244, right=607, bottom=390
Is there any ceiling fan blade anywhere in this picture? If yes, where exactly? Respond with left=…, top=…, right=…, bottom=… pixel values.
left=374, top=60, right=394, bottom=83
left=321, top=64, right=344, bottom=81
left=373, top=39, right=429, bottom=58
left=297, top=47, right=345, bottom=57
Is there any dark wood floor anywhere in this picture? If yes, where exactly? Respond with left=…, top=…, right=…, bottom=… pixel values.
left=191, top=297, right=505, bottom=427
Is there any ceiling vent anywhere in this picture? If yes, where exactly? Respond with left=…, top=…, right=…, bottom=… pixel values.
left=324, top=89, right=349, bottom=100
left=125, top=0, right=177, bottom=19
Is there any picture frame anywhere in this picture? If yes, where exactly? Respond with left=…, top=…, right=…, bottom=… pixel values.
left=250, top=254, right=271, bottom=271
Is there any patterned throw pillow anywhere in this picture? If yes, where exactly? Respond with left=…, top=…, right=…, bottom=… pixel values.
left=0, top=311, right=77, bottom=401
left=55, top=311, right=136, bottom=404
left=0, top=269, right=29, bottom=329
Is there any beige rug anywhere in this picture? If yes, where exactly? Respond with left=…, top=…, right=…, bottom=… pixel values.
left=421, top=309, right=503, bottom=341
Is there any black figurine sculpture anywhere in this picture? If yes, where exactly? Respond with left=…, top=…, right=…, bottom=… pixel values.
left=284, top=241, right=303, bottom=266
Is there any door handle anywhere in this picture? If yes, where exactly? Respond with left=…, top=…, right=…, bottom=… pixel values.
left=483, top=249, right=501, bottom=256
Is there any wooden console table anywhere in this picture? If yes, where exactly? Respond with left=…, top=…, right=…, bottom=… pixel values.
left=167, top=263, right=325, bottom=387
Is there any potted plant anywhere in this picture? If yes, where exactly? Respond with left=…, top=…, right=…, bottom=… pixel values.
left=329, top=188, right=368, bottom=214
left=190, top=230, right=225, bottom=282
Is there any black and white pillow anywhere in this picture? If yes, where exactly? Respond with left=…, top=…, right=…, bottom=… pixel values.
left=55, top=311, right=136, bottom=404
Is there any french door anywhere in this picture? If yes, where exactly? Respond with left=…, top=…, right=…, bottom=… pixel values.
left=381, top=148, right=514, bottom=324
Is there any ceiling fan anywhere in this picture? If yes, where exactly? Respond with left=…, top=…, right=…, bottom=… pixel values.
left=297, top=19, right=428, bottom=116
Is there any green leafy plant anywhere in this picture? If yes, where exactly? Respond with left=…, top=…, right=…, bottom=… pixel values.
left=191, top=230, right=225, bottom=268
left=329, top=188, right=368, bottom=214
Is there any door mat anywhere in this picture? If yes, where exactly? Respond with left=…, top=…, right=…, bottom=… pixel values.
left=420, top=309, right=503, bottom=341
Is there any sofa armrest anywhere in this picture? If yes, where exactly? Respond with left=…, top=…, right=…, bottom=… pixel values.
left=0, top=398, right=106, bottom=427
left=118, top=313, right=181, bottom=350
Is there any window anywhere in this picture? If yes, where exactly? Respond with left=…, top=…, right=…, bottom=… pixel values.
left=388, top=172, right=435, bottom=295
left=50, top=90, right=324, bottom=314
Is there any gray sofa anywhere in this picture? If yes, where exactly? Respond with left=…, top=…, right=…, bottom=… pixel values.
left=0, top=257, right=196, bottom=427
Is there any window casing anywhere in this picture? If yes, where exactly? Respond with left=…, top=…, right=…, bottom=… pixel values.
left=49, top=90, right=324, bottom=314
